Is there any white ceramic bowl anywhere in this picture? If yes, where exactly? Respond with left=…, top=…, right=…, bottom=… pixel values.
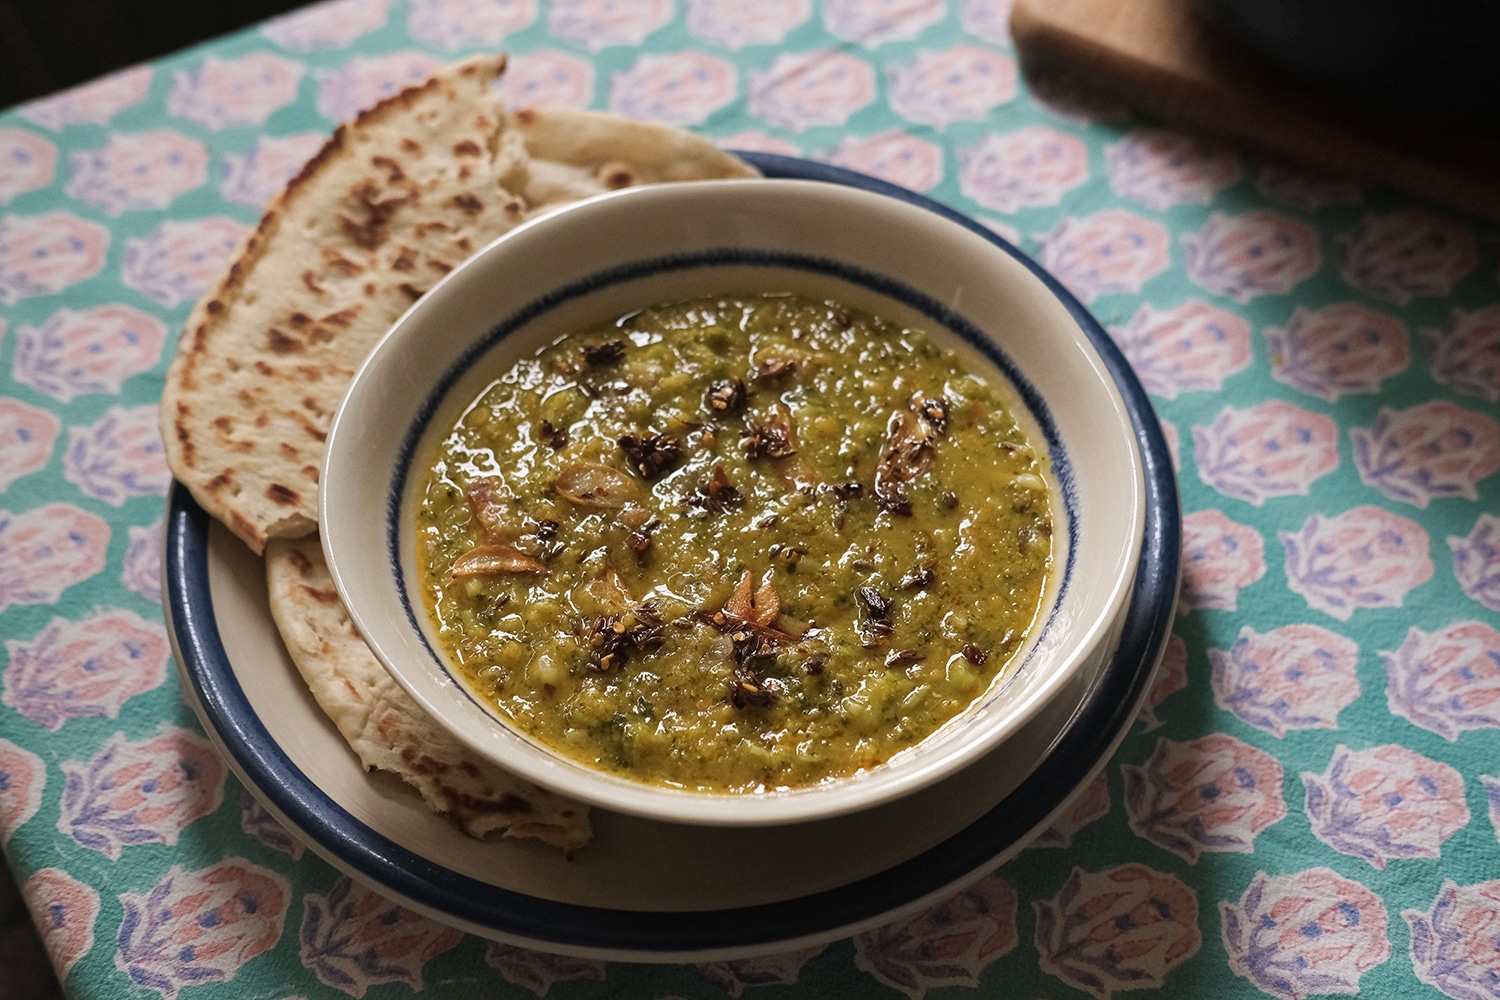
left=321, top=178, right=1145, bottom=827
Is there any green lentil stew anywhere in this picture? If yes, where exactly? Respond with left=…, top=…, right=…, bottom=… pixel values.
left=416, top=292, right=1054, bottom=793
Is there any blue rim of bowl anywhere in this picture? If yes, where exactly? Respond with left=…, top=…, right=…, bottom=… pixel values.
left=165, top=152, right=1181, bottom=955
left=385, top=242, right=1081, bottom=736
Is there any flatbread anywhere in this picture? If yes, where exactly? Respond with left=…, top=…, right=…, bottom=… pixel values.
left=161, top=54, right=758, bottom=555
left=265, top=533, right=592, bottom=851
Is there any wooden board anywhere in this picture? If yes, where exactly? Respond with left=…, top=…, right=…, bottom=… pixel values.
left=1010, top=0, right=1500, bottom=223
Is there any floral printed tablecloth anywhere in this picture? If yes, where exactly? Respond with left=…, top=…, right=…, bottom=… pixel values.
left=2, top=1, right=1499, bottom=997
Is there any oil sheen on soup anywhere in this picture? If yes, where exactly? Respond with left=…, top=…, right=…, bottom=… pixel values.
left=416, top=292, right=1053, bottom=793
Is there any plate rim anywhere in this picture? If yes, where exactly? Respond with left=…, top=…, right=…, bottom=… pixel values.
left=164, top=152, right=1181, bottom=958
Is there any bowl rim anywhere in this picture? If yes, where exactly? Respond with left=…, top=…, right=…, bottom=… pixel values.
left=321, top=175, right=1147, bottom=826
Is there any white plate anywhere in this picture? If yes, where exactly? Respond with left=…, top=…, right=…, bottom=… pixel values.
left=163, top=156, right=1181, bottom=962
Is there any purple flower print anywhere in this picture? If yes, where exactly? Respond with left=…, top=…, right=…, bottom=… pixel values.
left=822, top=130, right=943, bottom=193
left=1405, top=878, right=1500, bottom=1000
left=167, top=53, right=304, bottom=130
left=262, top=0, right=389, bottom=52
left=685, top=0, right=810, bottom=50
left=121, top=519, right=162, bottom=604
left=1220, top=867, right=1390, bottom=1000
left=1032, top=769, right=1110, bottom=848
left=0, top=738, right=44, bottom=847
left=218, top=133, right=325, bottom=209
left=58, top=729, right=226, bottom=859
left=1279, top=505, right=1432, bottom=620
left=609, top=51, right=737, bottom=127
left=0, top=398, right=59, bottom=491
left=13, top=303, right=168, bottom=402
left=1303, top=744, right=1469, bottom=869
left=0, top=128, right=57, bottom=204
left=485, top=942, right=608, bottom=995
left=0, top=503, right=110, bottom=611
left=1266, top=303, right=1409, bottom=402
left=822, top=0, right=945, bottom=46
left=20, top=65, right=152, bottom=129
left=1107, top=300, right=1252, bottom=400
left=239, top=791, right=304, bottom=859
left=1381, top=621, right=1500, bottom=740
left=1105, top=128, right=1242, bottom=210
left=66, top=130, right=207, bottom=214
left=299, top=878, right=463, bottom=996
left=1122, top=734, right=1286, bottom=862
left=3, top=610, right=168, bottom=731
left=1424, top=305, right=1500, bottom=402
left=1035, top=864, right=1200, bottom=999
left=1483, top=776, right=1500, bottom=844
left=959, top=0, right=1014, bottom=44
left=1036, top=210, right=1172, bottom=303
left=748, top=50, right=876, bottom=131
left=1183, top=210, right=1320, bottom=302
left=1137, top=632, right=1187, bottom=731
left=494, top=50, right=595, bottom=110
left=0, top=212, right=110, bottom=304
left=1351, top=400, right=1500, bottom=507
left=958, top=126, right=1088, bottom=213
left=696, top=946, right=823, bottom=996
left=25, top=869, right=99, bottom=981
left=116, top=861, right=289, bottom=998
left=1180, top=508, right=1265, bottom=612
left=1193, top=401, right=1339, bottom=505
left=1449, top=514, right=1500, bottom=612
left=120, top=216, right=247, bottom=308
left=857, top=876, right=1018, bottom=997
left=1337, top=210, right=1478, bottom=304
left=314, top=52, right=443, bottom=123
left=65, top=404, right=171, bottom=506
left=887, top=45, right=1018, bottom=128
left=1209, top=624, right=1360, bottom=737
left=547, top=0, right=673, bottom=51
left=407, top=0, right=535, bottom=50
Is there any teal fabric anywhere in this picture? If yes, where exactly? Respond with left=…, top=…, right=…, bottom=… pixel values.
left=1, top=1, right=1498, bottom=997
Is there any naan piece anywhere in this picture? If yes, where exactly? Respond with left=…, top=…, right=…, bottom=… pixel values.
left=161, top=54, right=757, bottom=554
left=265, top=532, right=591, bottom=851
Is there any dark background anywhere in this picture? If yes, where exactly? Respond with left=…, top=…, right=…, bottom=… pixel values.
left=0, top=0, right=306, bottom=110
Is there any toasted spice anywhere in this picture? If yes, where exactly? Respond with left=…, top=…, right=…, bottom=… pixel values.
left=538, top=419, right=569, bottom=450
left=705, top=377, right=747, bottom=414
left=900, top=566, right=936, bottom=590
left=742, top=421, right=797, bottom=460
left=581, top=340, right=627, bottom=365
left=618, top=433, right=682, bottom=479
left=962, top=644, right=989, bottom=666
left=885, top=648, right=925, bottom=668
left=691, top=464, right=743, bottom=513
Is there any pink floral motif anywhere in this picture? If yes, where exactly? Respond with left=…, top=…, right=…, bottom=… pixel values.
left=0, top=398, right=59, bottom=490
left=1337, top=211, right=1478, bottom=305
left=822, top=0, right=946, bottom=46
left=116, top=861, right=290, bottom=998
left=957, top=126, right=1087, bottom=213
left=121, top=216, right=247, bottom=308
left=609, top=51, right=738, bottom=126
left=1108, top=301, right=1252, bottom=400
left=485, top=942, right=607, bottom=994
left=240, top=791, right=305, bottom=859
left=315, top=52, right=444, bottom=122
left=718, top=130, right=800, bottom=156
left=0, top=503, right=110, bottom=612
left=300, top=878, right=463, bottom=996
left=1180, top=508, right=1265, bottom=612
left=1425, top=304, right=1500, bottom=402
left=1032, top=769, right=1110, bottom=848
left=122, top=519, right=162, bottom=604
left=1267, top=303, right=1409, bottom=402
left=1183, top=210, right=1320, bottom=302
left=958, top=0, right=1015, bottom=44
left=1405, top=879, right=1500, bottom=1000
left=1123, top=734, right=1286, bottom=863
left=822, top=130, right=943, bottom=192
left=3, top=609, right=167, bottom=731
left=58, top=729, right=226, bottom=859
left=1209, top=624, right=1360, bottom=737
left=1104, top=129, right=1242, bottom=210
left=547, top=0, right=673, bottom=51
left=1485, top=776, right=1500, bottom=843
left=686, top=0, right=810, bottom=48
left=1303, top=744, right=1469, bottom=869
left=1161, top=417, right=1181, bottom=471
left=1450, top=514, right=1500, bottom=612
left=13, top=304, right=168, bottom=401
left=65, top=404, right=171, bottom=506
left=20, top=65, right=153, bottom=129
left=1255, top=161, right=1364, bottom=211
left=0, top=739, right=45, bottom=847
left=1280, top=506, right=1433, bottom=620
left=1220, top=868, right=1390, bottom=1000
left=0, top=212, right=110, bottom=304
left=219, top=133, right=325, bottom=209
left=887, top=45, right=1017, bottom=128
left=1036, top=210, right=1171, bottom=303
left=856, top=875, right=1017, bottom=998
left=24, top=869, right=99, bottom=981
left=168, top=53, right=305, bottom=130
left=748, top=50, right=876, bottom=131
left=66, top=131, right=207, bottom=214
left=494, top=50, right=596, bottom=110
left=1381, top=621, right=1500, bottom=740
left=1193, top=401, right=1339, bottom=505
left=0, top=128, right=57, bottom=203
left=1351, top=401, right=1500, bottom=507
left=407, top=0, right=536, bottom=50
left=701, top=951, right=831, bottom=998
left=262, top=0, right=390, bottom=51
left=1137, top=632, right=1187, bottom=731
left=1035, top=864, right=1200, bottom=999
